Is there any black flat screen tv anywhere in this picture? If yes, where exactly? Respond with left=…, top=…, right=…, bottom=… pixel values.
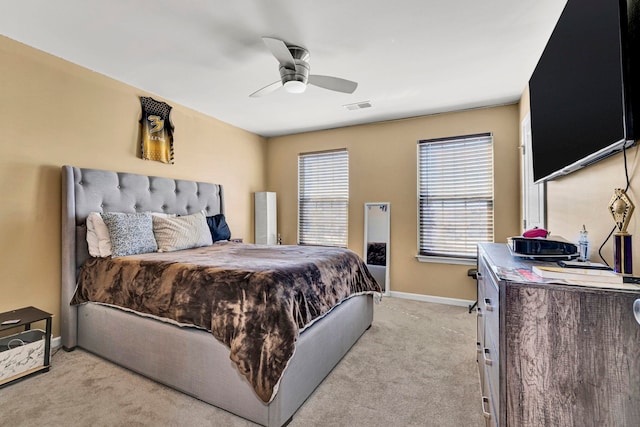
left=529, top=0, right=639, bottom=183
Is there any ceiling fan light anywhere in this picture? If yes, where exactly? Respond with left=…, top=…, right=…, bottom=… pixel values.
left=283, top=80, right=307, bottom=94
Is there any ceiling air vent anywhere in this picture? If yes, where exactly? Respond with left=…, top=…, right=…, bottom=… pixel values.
left=343, top=101, right=372, bottom=111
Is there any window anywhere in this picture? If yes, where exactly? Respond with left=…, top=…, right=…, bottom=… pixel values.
left=298, top=150, right=349, bottom=247
left=418, top=133, right=494, bottom=259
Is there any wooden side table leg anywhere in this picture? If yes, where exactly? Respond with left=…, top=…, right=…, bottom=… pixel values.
left=44, top=316, right=52, bottom=368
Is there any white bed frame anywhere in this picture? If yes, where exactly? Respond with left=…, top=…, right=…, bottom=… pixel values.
left=60, top=165, right=374, bottom=426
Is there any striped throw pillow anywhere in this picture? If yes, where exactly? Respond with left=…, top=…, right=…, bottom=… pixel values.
left=152, top=210, right=213, bottom=252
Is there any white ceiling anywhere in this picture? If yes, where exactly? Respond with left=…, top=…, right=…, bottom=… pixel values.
left=1, top=0, right=566, bottom=137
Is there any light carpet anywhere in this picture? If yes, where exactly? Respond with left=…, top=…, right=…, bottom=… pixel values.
left=0, top=297, right=483, bottom=426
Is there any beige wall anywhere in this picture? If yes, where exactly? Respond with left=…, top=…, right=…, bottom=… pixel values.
left=266, top=105, right=521, bottom=301
left=519, top=86, right=640, bottom=269
left=0, top=36, right=267, bottom=336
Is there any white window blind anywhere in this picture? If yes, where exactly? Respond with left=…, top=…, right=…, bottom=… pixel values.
left=418, top=133, right=494, bottom=259
left=298, top=150, right=349, bottom=247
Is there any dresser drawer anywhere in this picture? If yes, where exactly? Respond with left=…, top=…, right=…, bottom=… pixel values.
left=482, top=274, right=499, bottom=347
left=481, top=378, right=498, bottom=427
left=482, top=335, right=500, bottom=421
left=477, top=305, right=485, bottom=386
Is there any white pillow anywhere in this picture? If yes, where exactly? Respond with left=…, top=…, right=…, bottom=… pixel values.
left=87, top=212, right=176, bottom=257
left=86, top=212, right=112, bottom=257
left=153, top=210, right=213, bottom=252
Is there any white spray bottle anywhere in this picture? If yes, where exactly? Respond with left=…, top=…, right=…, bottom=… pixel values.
left=578, top=224, right=589, bottom=262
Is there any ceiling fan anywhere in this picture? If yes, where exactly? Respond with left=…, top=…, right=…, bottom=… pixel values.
left=249, top=37, right=358, bottom=97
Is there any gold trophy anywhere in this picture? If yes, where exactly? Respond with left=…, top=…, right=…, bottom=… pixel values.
left=608, top=188, right=634, bottom=273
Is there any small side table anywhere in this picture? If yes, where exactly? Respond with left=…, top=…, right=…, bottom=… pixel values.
left=0, top=306, right=52, bottom=387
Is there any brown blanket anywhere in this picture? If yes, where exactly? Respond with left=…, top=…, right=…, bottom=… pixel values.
left=72, top=242, right=381, bottom=402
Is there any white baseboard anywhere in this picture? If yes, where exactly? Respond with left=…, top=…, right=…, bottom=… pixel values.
left=51, top=336, right=61, bottom=350
left=389, top=291, right=475, bottom=308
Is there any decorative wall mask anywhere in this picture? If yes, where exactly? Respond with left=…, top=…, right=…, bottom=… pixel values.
left=139, top=96, right=174, bottom=164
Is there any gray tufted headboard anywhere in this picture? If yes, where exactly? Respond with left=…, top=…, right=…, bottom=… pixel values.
left=60, top=165, right=224, bottom=349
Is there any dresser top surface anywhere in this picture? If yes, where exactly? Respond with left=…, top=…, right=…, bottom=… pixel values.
left=478, top=243, right=640, bottom=294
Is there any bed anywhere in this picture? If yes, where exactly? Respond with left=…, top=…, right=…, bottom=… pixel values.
left=60, top=165, right=380, bottom=426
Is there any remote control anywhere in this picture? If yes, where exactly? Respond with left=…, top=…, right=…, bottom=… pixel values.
left=1, top=319, right=21, bottom=325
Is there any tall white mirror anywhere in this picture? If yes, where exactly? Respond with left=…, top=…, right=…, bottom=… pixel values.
left=364, top=203, right=390, bottom=295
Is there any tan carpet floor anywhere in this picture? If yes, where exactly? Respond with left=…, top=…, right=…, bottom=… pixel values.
left=0, top=297, right=483, bottom=426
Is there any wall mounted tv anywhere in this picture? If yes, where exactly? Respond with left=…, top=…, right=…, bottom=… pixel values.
left=529, top=0, right=639, bottom=183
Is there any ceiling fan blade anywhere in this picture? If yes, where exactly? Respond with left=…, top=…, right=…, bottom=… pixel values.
left=308, top=75, right=358, bottom=94
left=262, top=37, right=296, bottom=70
left=249, top=80, right=283, bottom=98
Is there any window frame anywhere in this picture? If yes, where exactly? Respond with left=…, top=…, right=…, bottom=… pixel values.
left=297, top=149, right=349, bottom=248
left=416, top=133, right=494, bottom=264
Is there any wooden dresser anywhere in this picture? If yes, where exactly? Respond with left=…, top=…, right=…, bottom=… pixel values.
left=477, top=243, right=640, bottom=427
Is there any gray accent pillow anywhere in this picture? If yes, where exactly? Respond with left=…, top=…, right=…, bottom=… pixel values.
left=153, top=210, right=213, bottom=252
left=101, top=212, right=158, bottom=257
